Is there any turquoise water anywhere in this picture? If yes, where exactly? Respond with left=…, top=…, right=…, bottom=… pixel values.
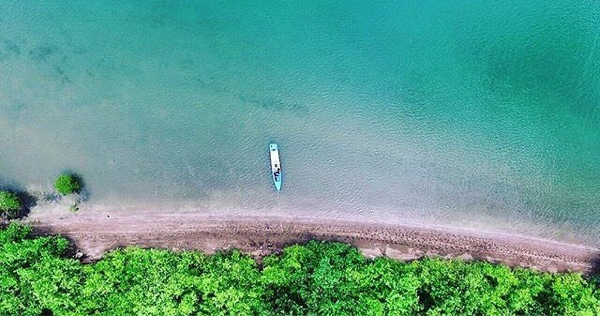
left=0, top=1, right=599, bottom=243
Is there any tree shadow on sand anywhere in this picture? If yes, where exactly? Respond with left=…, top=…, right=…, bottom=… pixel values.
left=12, top=190, right=37, bottom=219
left=589, top=256, right=600, bottom=276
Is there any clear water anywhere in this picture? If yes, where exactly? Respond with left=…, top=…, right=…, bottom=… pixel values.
left=0, top=1, right=599, bottom=244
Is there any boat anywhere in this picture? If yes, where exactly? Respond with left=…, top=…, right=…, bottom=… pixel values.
left=269, top=143, right=282, bottom=191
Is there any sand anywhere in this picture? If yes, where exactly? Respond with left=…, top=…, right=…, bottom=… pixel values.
left=22, top=210, right=600, bottom=274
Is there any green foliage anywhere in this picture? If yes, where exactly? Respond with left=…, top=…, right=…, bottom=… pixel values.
left=260, top=241, right=421, bottom=316
left=0, top=225, right=599, bottom=316
left=0, top=191, right=21, bottom=218
left=77, top=248, right=264, bottom=316
left=54, top=173, right=81, bottom=195
left=0, top=224, right=73, bottom=316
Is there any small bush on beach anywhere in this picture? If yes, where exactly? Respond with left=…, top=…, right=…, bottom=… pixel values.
left=0, top=191, right=21, bottom=218
left=54, top=173, right=81, bottom=195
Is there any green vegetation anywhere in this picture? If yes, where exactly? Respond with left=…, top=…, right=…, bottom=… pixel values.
left=0, top=191, right=21, bottom=218
left=1, top=224, right=599, bottom=316
left=54, top=173, right=81, bottom=195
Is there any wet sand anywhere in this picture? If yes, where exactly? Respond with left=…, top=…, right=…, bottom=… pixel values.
left=24, top=211, right=600, bottom=274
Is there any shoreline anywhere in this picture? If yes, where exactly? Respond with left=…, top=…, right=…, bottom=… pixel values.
left=25, top=212, right=600, bottom=274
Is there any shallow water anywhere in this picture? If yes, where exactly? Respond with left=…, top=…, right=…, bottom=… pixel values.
left=0, top=1, right=599, bottom=244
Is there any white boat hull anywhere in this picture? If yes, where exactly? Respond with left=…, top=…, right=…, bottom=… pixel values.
left=269, top=143, right=282, bottom=191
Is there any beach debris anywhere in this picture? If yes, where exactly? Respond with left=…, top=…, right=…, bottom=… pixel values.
left=69, top=203, right=80, bottom=213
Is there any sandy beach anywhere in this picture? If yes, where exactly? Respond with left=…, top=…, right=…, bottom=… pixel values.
left=24, top=211, right=600, bottom=274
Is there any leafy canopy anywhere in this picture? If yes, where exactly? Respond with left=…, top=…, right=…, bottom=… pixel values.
left=54, top=173, right=81, bottom=195
left=0, top=191, right=21, bottom=218
left=1, top=224, right=599, bottom=316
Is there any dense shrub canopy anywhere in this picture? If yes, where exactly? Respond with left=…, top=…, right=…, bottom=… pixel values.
left=0, top=191, right=21, bottom=218
left=54, top=173, right=81, bottom=195
left=1, top=224, right=599, bottom=316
